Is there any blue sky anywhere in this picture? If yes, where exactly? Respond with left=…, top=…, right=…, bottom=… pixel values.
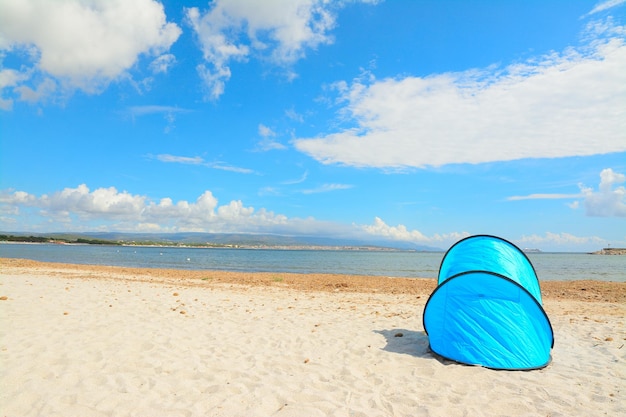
left=0, top=0, right=625, bottom=252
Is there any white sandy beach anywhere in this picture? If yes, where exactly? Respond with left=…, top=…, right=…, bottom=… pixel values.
left=1, top=260, right=624, bottom=416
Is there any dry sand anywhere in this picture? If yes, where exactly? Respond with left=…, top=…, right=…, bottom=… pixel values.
left=1, top=258, right=624, bottom=416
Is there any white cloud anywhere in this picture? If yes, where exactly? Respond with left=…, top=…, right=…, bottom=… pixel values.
left=1, top=184, right=618, bottom=250
left=0, top=190, right=37, bottom=206
left=0, top=0, right=181, bottom=104
left=185, top=0, right=374, bottom=100
left=259, top=124, right=276, bottom=137
left=579, top=168, right=626, bottom=217
left=294, top=22, right=626, bottom=168
left=257, top=139, right=286, bottom=151
left=149, top=53, right=177, bottom=74
left=515, top=232, right=606, bottom=250
left=282, top=170, right=309, bottom=185
left=0, top=67, right=30, bottom=109
left=149, top=153, right=255, bottom=173
left=285, top=108, right=304, bottom=122
left=0, top=184, right=371, bottom=235
left=155, top=154, right=204, bottom=165
left=363, top=217, right=427, bottom=241
left=586, top=0, right=625, bottom=16
left=507, top=168, right=625, bottom=217
left=257, top=123, right=286, bottom=151
left=204, top=162, right=254, bottom=174
left=362, top=217, right=469, bottom=245
left=14, top=77, right=56, bottom=103
left=507, top=193, right=583, bottom=201
left=42, top=184, right=146, bottom=220
left=1, top=184, right=459, bottom=245
left=0, top=185, right=285, bottom=233
left=301, top=183, right=353, bottom=194
left=128, top=105, right=190, bottom=133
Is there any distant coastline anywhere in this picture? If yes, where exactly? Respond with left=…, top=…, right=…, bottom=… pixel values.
left=590, top=248, right=626, bottom=255
left=0, top=234, right=422, bottom=253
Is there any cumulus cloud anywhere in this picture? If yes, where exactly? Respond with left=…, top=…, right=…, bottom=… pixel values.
left=579, top=168, right=626, bottom=217
left=0, top=185, right=147, bottom=224
left=0, top=184, right=616, bottom=250
left=0, top=184, right=379, bottom=237
left=0, top=184, right=461, bottom=247
left=294, top=21, right=626, bottom=168
left=0, top=184, right=286, bottom=232
left=362, top=217, right=469, bottom=245
left=0, top=0, right=181, bottom=106
left=185, top=0, right=375, bottom=100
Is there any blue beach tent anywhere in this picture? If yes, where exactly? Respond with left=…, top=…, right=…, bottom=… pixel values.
left=423, top=235, right=554, bottom=370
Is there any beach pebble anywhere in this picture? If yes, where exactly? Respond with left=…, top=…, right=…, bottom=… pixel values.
left=0, top=296, right=8, bottom=300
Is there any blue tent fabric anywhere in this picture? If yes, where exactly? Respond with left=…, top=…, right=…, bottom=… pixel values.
left=423, top=235, right=554, bottom=370
left=438, top=235, right=542, bottom=303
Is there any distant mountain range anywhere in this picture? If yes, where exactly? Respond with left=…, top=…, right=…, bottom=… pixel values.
left=2, top=231, right=443, bottom=252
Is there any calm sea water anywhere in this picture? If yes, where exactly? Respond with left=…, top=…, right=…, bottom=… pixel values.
left=1, top=243, right=624, bottom=282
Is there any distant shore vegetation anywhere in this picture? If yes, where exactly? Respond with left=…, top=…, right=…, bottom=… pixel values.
left=0, top=234, right=234, bottom=247
left=0, top=234, right=396, bottom=251
left=0, top=234, right=122, bottom=246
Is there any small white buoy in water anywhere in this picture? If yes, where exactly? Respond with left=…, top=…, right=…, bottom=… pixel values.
left=187, top=257, right=191, bottom=261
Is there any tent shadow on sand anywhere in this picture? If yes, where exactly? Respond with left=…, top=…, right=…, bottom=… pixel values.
left=374, top=329, right=469, bottom=366
left=374, top=329, right=434, bottom=359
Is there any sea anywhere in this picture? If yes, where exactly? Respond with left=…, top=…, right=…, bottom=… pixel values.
left=0, top=243, right=624, bottom=282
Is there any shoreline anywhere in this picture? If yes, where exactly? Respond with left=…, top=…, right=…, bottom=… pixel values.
left=1, top=257, right=625, bottom=303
